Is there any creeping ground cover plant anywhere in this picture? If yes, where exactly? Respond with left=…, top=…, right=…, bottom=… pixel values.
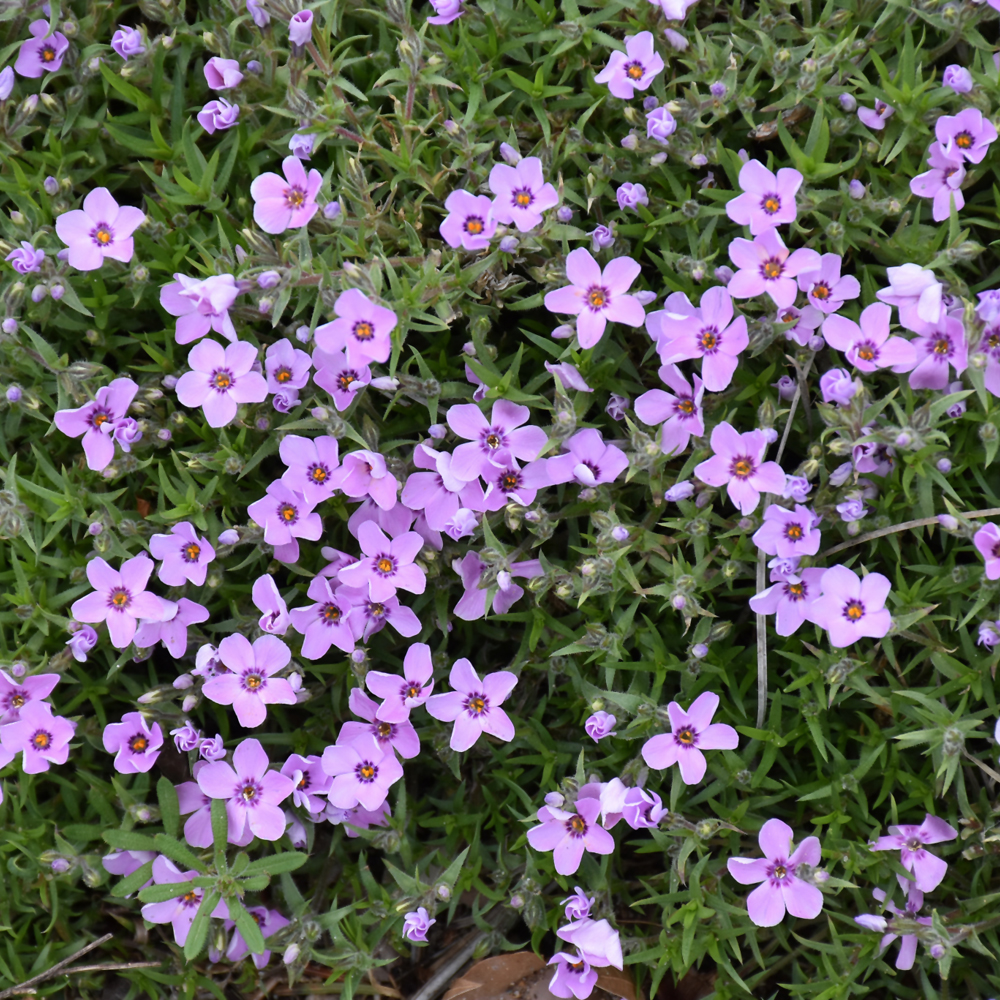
left=12, top=1, right=1000, bottom=999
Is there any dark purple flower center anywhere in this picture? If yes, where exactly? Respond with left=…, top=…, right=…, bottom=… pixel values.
left=90, top=222, right=114, bottom=247
left=767, top=859, right=793, bottom=883
left=463, top=215, right=485, bottom=235
left=784, top=581, right=807, bottom=601
left=240, top=779, right=262, bottom=804
left=375, top=721, right=395, bottom=740
left=511, top=187, right=534, bottom=209
left=6, top=691, right=26, bottom=710
left=308, top=463, right=330, bottom=484
left=352, top=320, right=374, bottom=341
left=482, top=427, right=506, bottom=451
left=993, top=542, right=1000, bottom=559
left=181, top=889, right=200, bottom=907
left=905, top=837, right=923, bottom=852
left=108, top=587, right=132, bottom=611
left=932, top=337, right=952, bottom=357
left=811, top=281, right=830, bottom=300
left=181, top=541, right=201, bottom=563
left=674, top=396, right=696, bottom=417
left=464, top=691, right=489, bottom=717
left=624, top=60, right=645, bottom=80
left=90, top=408, right=113, bottom=430
left=31, top=729, right=52, bottom=750
left=843, top=599, right=865, bottom=622
left=954, top=131, right=973, bottom=149
left=356, top=760, right=378, bottom=783
left=297, top=771, right=311, bottom=790
left=278, top=502, right=299, bottom=524
left=284, top=186, right=307, bottom=209
left=243, top=671, right=265, bottom=691
left=730, top=455, right=755, bottom=479
left=784, top=523, right=804, bottom=541
left=375, top=554, right=397, bottom=576
left=586, top=285, right=609, bottom=311
left=274, top=366, right=293, bottom=383
left=499, top=469, right=522, bottom=492
left=337, top=369, right=361, bottom=391
left=855, top=341, right=878, bottom=362
left=366, top=601, right=385, bottom=620
left=403, top=681, right=422, bottom=699
left=944, top=166, right=959, bottom=181
left=40, top=44, right=57, bottom=63
left=761, top=194, right=781, bottom=215
left=320, top=602, right=342, bottom=623
left=129, top=734, right=149, bottom=753
left=675, top=726, right=697, bottom=746
left=211, top=368, right=234, bottom=391
left=565, top=813, right=588, bottom=836
left=697, top=326, right=719, bottom=353
left=762, top=257, right=783, bottom=279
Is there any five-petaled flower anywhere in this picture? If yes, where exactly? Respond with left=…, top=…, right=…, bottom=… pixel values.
left=175, top=339, right=268, bottom=428
left=55, top=188, right=145, bottom=271
left=594, top=32, right=664, bottom=100
left=149, top=521, right=215, bottom=587
left=805, top=565, right=892, bottom=647
left=725, top=160, right=803, bottom=234
left=102, top=712, right=164, bottom=774
left=315, top=289, right=398, bottom=367
left=526, top=796, right=616, bottom=875
left=322, top=733, right=405, bottom=811
left=425, top=658, right=518, bottom=751
left=202, top=633, right=297, bottom=728
left=488, top=156, right=559, bottom=232
left=365, top=641, right=436, bottom=722
left=54, top=377, right=140, bottom=472
left=338, top=520, right=427, bottom=601
left=15, top=20, right=69, bottom=78
left=250, top=155, right=323, bottom=234
left=641, top=691, right=738, bottom=784
left=870, top=813, right=957, bottom=894
left=693, top=422, right=786, bottom=515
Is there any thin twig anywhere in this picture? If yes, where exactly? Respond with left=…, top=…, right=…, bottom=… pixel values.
left=56, top=962, right=162, bottom=975
left=963, top=747, right=1000, bottom=785
left=820, top=507, right=1000, bottom=559
left=0, top=934, right=113, bottom=1000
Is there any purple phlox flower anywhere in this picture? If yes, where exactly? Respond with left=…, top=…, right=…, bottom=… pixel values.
left=488, top=156, right=558, bottom=232
left=365, top=641, right=435, bottom=723
left=226, top=907, right=290, bottom=969
left=727, top=228, right=821, bottom=309
left=338, top=688, right=421, bottom=759
left=910, top=142, right=967, bottom=222
left=641, top=691, right=737, bottom=784
left=616, top=182, right=648, bottom=212
left=545, top=428, right=629, bottom=487
left=176, top=339, right=267, bottom=427
left=103, top=712, right=163, bottom=774
left=0, top=67, right=12, bottom=100
left=5, top=241, right=45, bottom=274
left=15, top=20, right=69, bottom=78
left=102, top=849, right=156, bottom=885
left=204, top=56, right=243, bottom=89
left=646, top=106, right=676, bottom=144
left=773, top=375, right=797, bottom=401
left=526, top=796, right=615, bottom=875
left=856, top=888, right=930, bottom=972
left=159, top=273, right=240, bottom=345
left=0, top=669, right=58, bottom=723
left=752, top=503, right=821, bottom=558
left=202, top=633, right=297, bottom=728
left=944, top=379, right=966, bottom=419
left=805, top=565, right=892, bottom=647
left=70, top=554, right=169, bottom=649
left=347, top=497, right=416, bottom=543
left=547, top=953, right=597, bottom=1000
left=447, top=398, right=547, bottom=481
left=555, top=917, right=623, bottom=969
left=646, top=0, right=699, bottom=17
left=693, top=422, right=786, bottom=515
left=875, top=264, right=945, bottom=334
left=727, top=818, right=823, bottom=927
left=315, top=288, right=397, bottom=367
left=171, top=722, right=202, bottom=753
left=584, top=710, right=617, bottom=742
left=726, top=160, right=803, bottom=234
left=908, top=314, right=968, bottom=390
left=141, top=856, right=228, bottom=945
left=197, top=737, right=295, bottom=844
left=776, top=303, right=824, bottom=347
left=403, top=907, right=436, bottom=942
left=322, top=732, right=405, bottom=811
left=289, top=130, right=317, bottom=160
left=337, top=584, right=421, bottom=641
left=936, top=107, right=997, bottom=164
left=857, top=99, right=894, bottom=130
left=974, top=523, right=1000, bottom=580
left=590, top=224, right=615, bottom=252
left=250, top=156, right=322, bottom=234
left=822, top=302, right=917, bottom=373
left=781, top=477, right=812, bottom=504
left=54, top=376, right=140, bottom=472
left=197, top=98, right=240, bottom=135
left=452, top=551, right=543, bottom=620
left=543, top=248, right=644, bottom=349
left=836, top=497, right=867, bottom=523
left=149, top=521, right=215, bottom=587
left=393, top=444, right=484, bottom=531
left=749, top=566, right=823, bottom=636
left=134, top=598, right=209, bottom=658
left=265, top=339, right=311, bottom=395
left=594, top=32, right=664, bottom=100
left=337, top=520, right=426, bottom=601
left=544, top=362, right=592, bottom=395
left=443, top=507, right=479, bottom=540
left=796, top=254, right=860, bottom=314
left=977, top=289, right=1000, bottom=328
left=66, top=624, right=98, bottom=662
left=977, top=619, right=1000, bottom=647
left=942, top=64, right=973, bottom=93
left=200, top=734, right=227, bottom=761
left=619, top=786, right=667, bottom=830
left=427, top=0, right=464, bottom=23
left=288, top=9, right=313, bottom=45
left=651, top=287, right=749, bottom=391
left=111, top=25, right=145, bottom=60
left=113, top=416, right=142, bottom=452
left=441, top=190, right=497, bottom=250
left=284, top=809, right=307, bottom=849
left=247, top=479, right=322, bottom=564
left=279, top=433, right=341, bottom=505
left=313, top=346, right=372, bottom=410
left=192, top=643, right=225, bottom=680
left=0, top=700, right=76, bottom=773
left=852, top=437, right=893, bottom=477
left=281, top=753, right=331, bottom=813
left=252, top=573, right=290, bottom=635
left=819, top=368, right=859, bottom=406
left=425, top=658, right=517, bottom=751
left=562, top=887, right=594, bottom=922
left=870, top=813, right=957, bottom=893
left=634, top=364, right=706, bottom=458
left=247, top=0, right=270, bottom=26
left=664, top=480, right=695, bottom=501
